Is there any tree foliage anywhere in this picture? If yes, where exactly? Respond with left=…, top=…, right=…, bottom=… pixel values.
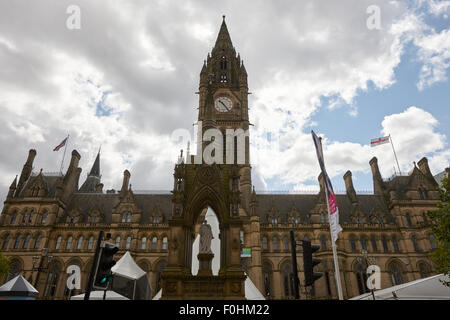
left=427, top=177, right=450, bottom=286
left=0, top=252, right=10, bottom=277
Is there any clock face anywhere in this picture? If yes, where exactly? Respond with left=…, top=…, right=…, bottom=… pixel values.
left=214, top=96, right=233, bottom=112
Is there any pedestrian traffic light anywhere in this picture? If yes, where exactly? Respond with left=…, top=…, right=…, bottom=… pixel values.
left=302, top=240, right=323, bottom=287
left=93, top=241, right=118, bottom=290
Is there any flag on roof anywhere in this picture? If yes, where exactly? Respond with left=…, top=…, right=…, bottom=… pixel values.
left=53, top=137, right=68, bottom=151
left=370, top=136, right=390, bottom=147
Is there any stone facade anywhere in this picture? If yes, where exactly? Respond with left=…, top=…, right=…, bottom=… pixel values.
left=0, top=18, right=442, bottom=300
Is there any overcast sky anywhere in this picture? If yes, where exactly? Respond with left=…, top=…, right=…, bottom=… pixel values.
left=0, top=0, right=449, bottom=204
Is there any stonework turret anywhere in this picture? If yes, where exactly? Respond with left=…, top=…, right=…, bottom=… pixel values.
left=369, top=157, right=384, bottom=195
left=15, top=149, right=36, bottom=196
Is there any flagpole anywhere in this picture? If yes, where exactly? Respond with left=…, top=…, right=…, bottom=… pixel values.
left=319, top=137, right=344, bottom=300
left=389, top=134, right=401, bottom=175
left=59, top=134, right=69, bottom=174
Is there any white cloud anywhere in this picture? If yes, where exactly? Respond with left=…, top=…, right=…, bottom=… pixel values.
left=0, top=0, right=448, bottom=204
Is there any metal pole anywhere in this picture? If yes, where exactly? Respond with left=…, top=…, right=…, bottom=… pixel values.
left=389, top=135, right=401, bottom=175
left=319, top=138, right=344, bottom=300
left=59, top=134, right=70, bottom=174
left=85, top=230, right=104, bottom=300
left=289, top=230, right=300, bottom=299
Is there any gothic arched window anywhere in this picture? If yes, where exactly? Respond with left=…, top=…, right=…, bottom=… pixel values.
left=262, top=261, right=273, bottom=298
left=350, top=236, right=357, bottom=252
left=41, top=210, right=48, bottom=224
left=162, top=237, right=168, bottom=251
left=66, top=236, right=72, bottom=250
left=141, top=237, right=147, bottom=250
left=5, top=260, right=21, bottom=282
left=22, top=209, right=28, bottom=224
left=388, top=263, right=403, bottom=286
left=262, top=237, right=268, bottom=251
left=281, top=263, right=295, bottom=299
left=272, top=237, right=279, bottom=251
left=13, top=235, right=22, bottom=249
left=28, top=209, right=34, bottom=224
left=23, top=234, right=31, bottom=249
left=115, top=236, right=121, bottom=248
left=283, top=236, right=289, bottom=252
left=88, top=236, right=94, bottom=250
left=382, top=235, right=389, bottom=252
left=55, top=236, right=62, bottom=250
left=44, top=263, right=61, bottom=298
left=121, top=212, right=127, bottom=223
left=126, top=236, right=132, bottom=249
left=2, top=234, right=10, bottom=250
left=360, top=237, right=367, bottom=251
left=151, top=237, right=157, bottom=251
left=34, top=234, right=41, bottom=249
left=77, top=236, right=83, bottom=250
left=392, top=236, right=400, bottom=253
left=10, top=210, right=17, bottom=225
left=419, top=263, right=431, bottom=279
left=371, top=236, right=378, bottom=252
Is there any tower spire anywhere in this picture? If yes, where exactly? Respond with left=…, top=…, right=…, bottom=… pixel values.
left=79, top=149, right=101, bottom=193
left=213, top=15, right=233, bottom=52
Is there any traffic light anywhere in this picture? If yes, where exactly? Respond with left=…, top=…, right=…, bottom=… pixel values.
left=93, top=241, right=119, bottom=290
left=302, top=240, right=323, bottom=287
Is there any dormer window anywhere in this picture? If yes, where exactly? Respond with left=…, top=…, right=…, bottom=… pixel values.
left=121, top=211, right=131, bottom=223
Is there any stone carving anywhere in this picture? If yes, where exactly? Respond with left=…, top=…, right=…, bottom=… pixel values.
left=199, top=219, right=213, bottom=253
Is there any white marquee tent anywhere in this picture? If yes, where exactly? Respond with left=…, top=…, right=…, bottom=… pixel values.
left=350, top=274, right=450, bottom=300
left=110, top=251, right=152, bottom=300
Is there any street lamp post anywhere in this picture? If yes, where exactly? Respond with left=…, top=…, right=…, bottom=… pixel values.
left=32, top=248, right=53, bottom=290
left=357, top=249, right=376, bottom=300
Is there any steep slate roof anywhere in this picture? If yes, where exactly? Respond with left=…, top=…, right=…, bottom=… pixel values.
left=61, top=193, right=172, bottom=224
left=256, top=193, right=392, bottom=224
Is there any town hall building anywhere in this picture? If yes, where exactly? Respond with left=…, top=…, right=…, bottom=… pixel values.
left=0, top=17, right=442, bottom=300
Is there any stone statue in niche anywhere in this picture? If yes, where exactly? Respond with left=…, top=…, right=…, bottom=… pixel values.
left=199, top=219, right=213, bottom=253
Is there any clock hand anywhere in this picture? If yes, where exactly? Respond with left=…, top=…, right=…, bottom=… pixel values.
left=219, top=100, right=230, bottom=111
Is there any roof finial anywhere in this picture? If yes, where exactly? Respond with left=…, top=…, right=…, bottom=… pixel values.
left=223, top=15, right=226, bottom=22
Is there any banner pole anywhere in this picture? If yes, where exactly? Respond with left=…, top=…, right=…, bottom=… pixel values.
left=319, top=137, right=344, bottom=300
left=389, top=134, right=401, bottom=175
left=59, top=134, right=69, bottom=174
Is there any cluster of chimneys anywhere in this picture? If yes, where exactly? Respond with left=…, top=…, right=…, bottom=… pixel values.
left=317, top=156, right=434, bottom=202
left=9, top=149, right=436, bottom=200
left=9, top=149, right=132, bottom=199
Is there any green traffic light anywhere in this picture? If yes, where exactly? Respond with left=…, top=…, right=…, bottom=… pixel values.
left=100, top=277, right=107, bottom=284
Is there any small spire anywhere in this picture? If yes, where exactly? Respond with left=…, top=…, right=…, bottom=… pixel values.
left=88, top=149, right=101, bottom=177
left=9, top=175, right=18, bottom=189
left=223, top=15, right=226, bottom=22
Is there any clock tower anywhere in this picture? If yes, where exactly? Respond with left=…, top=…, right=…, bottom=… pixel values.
left=198, top=15, right=250, bottom=166
left=161, top=16, right=253, bottom=299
